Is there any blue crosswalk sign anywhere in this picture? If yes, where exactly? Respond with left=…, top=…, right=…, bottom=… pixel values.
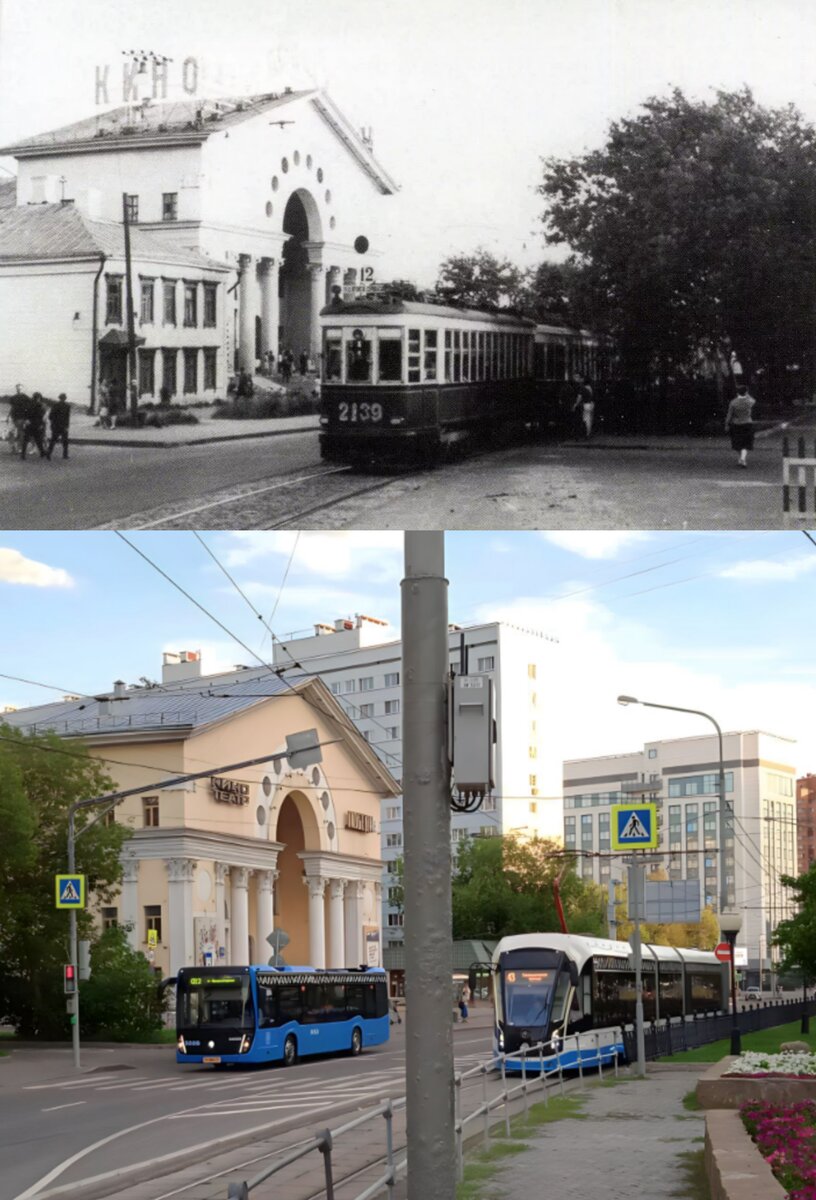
left=55, top=874, right=86, bottom=909
left=611, top=804, right=658, bottom=850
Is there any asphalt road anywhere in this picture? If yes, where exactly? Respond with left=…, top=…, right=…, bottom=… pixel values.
left=0, top=1022, right=494, bottom=1199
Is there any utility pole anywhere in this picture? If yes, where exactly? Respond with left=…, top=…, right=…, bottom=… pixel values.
left=625, top=855, right=647, bottom=1078
left=122, top=192, right=138, bottom=415
left=402, top=532, right=455, bottom=1200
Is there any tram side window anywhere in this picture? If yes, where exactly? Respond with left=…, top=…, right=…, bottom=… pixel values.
left=408, top=329, right=421, bottom=383
left=462, top=330, right=470, bottom=381
left=444, top=330, right=452, bottom=382
left=452, top=329, right=461, bottom=382
left=553, top=342, right=566, bottom=380
left=424, top=330, right=438, bottom=381
left=324, top=331, right=342, bottom=382
left=347, top=334, right=372, bottom=382
left=378, top=328, right=402, bottom=382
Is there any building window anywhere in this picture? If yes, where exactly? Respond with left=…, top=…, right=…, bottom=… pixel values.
left=203, top=347, right=217, bottom=391
left=387, top=912, right=404, bottom=926
left=183, top=348, right=198, bottom=394
left=359, top=676, right=374, bottom=691
left=101, top=906, right=118, bottom=930
left=386, top=833, right=402, bottom=848
left=528, top=663, right=536, bottom=679
left=105, top=276, right=123, bottom=324
left=144, top=905, right=162, bottom=943
left=138, top=349, right=155, bottom=396
left=359, top=703, right=374, bottom=717
left=648, top=748, right=657, bottom=758
left=140, top=278, right=154, bottom=324
left=387, top=886, right=401, bottom=903
left=163, top=192, right=178, bottom=221
left=386, top=727, right=399, bottom=740
left=203, top=283, right=217, bottom=328
left=342, top=679, right=356, bottom=693
left=143, top=796, right=159, bottom=827
left=385, top=805, right=401, bottom=820
left=384, top=672, right=400, bottom=687
left=530, top=801, right=537, bottom=813
left=384, top=699, right=400, bottom=715
left=125, top=194, right=139, bottom=223
left=477, top=656, right=494, bottom=671
left=163, top=280, right=177, bottom=326
left=162, top=348, right=177, bottom=396
left=183, top=283, right=198, bottom=327
left=668, top=772, right=734, bottom=798
left=103, top=809, right=116, bottom=827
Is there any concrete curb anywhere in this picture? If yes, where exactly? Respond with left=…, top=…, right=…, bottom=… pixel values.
left=705, top=1109, right=785, bottom=1200
left=71, top=424, right=319, bottom=450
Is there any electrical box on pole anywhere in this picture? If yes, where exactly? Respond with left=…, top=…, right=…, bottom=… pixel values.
left=285, top=729, right=322, bottom=770
left=78, top=940, right=91, bottom=981
left=448, top=674, right=495, bottom=799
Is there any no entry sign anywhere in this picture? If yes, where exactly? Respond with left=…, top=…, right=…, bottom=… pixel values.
left=714, top=942, right=732, bottom=963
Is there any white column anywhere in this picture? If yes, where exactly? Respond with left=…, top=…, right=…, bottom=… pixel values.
left=307, top=264, right=325, bottom=364
left=214, top=863, right=228, bottom=963
left=259, top=258, right=280, bottom=364
left=305, top=876, right=327, bottom=968
left=257, top=869, right=277, bottom=952
left=230, top=866, right=251, bottom=965
left=344, top=879, right=366, bottom=968
left=328, top=879, right=346, bottom=969
left=238, top=254, right=256, bottom=373
left=166, top=858, right=196, bottom=975
left=120, top=855, right=139, bottom=950
left=327, top=265, right=343, bottom=304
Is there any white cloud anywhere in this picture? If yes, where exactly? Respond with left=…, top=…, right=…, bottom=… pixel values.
left=719, top=555, right=816, bottom=583
left=222, top=532, right=404, bottom=581
left=539, top=532, right=651, bottom=560
left=0, top=547, right=74, bottom=588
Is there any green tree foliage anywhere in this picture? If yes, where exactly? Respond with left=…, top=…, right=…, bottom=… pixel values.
left=80, top=925, right=166, bottom=1040
left=376, top=279, right=422, bottom=301
left=0, top=725, right=129, bottom=1037
left=539, top=87, right=816, bottom=384
left=436, top=248, right=525, bottom=309
left=518, top=260, right=591, bottom=326
left=774, top=866, right=816, bottom=979
left=451, top=834, right=605, bottom=940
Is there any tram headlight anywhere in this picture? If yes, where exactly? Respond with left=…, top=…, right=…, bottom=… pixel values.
left=177, top=1035, right=186, bottom=1053
left=319, top=416, right=328, bottom=426
left=389, top=417, right=406, bottom=426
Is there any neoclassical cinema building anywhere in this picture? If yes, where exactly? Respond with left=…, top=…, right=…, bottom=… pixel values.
left=5, top=659, right=399, bottom=976
left=0, top=89, right=397, bottom=405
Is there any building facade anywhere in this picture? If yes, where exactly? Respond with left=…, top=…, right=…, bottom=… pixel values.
left=5, top=667, right=399, bottom=977
left=563, top=731, right=798, bottom=986
left=797, top=774, right=816, bottom=875
left=0, top=90, right=397, bottom=403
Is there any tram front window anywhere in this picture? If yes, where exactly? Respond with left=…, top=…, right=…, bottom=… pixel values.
left=347, top=334, right=372, bottom=382
left=377, top=328, right=402, bottom=382
left=503, top=969, right=556, bottom=1026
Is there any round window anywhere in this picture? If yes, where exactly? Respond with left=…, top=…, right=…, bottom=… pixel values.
left=256, top=805, right=266, bottom=826
left=262, top=776, right=272, bottom=796
left=317, top=167, right=324, bottom=183
left=321, top=790, right=330, bottom=810
left=306, top=154, right=313, bottom=169
left=354, top=235, right=370, bottom=254
left=271, top=176, right=279, bottom=192
left=281, top=157, right=289, bottom=173
left=293, top=150, right=300, bottom=165
left=265, top=201, right=273, bottom=217
left=273, top=757, right=281, bottom=775
left=325, top=189, right=331, bottom=204
left=326, top=821, right=335, bottom=840
left=329, top=216, right=336, bottom=230
left=311, top=766, right=321, bottom=785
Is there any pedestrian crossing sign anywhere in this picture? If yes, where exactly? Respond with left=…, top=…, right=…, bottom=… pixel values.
left=611, top=804, right=658, bottom=850
left=55, top=874, right=86, bottom=909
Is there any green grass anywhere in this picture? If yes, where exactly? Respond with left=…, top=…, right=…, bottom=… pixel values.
left=682, top=1090, right=702, bottom=1111
left=657, top=1019, right=816, bottom=1063
left=670, top=1149, right=711, bottom=1200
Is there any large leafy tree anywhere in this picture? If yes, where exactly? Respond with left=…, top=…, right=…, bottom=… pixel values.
left=436, top=248, right=525, bottom=309
left=539, top=87, right=816, bottom=387
left=451, top=834, right=605, bottom=940
left=0, top=725, right=130, bottom=1037
left=774, top=866, right=816, bottom=979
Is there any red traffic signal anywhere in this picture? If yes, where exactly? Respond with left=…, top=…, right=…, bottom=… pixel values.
left=63, top=964, right=77, bottom=994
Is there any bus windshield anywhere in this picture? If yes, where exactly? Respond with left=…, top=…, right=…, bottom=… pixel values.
left=179, top=974, right=254, bottom=1029
left=503, top=968, right=557, bottom=1026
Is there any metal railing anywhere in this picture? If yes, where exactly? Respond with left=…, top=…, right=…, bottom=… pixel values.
left=624, top=996, right=816, bottom=1062
left=225, top=1029, right=622, bottom=1198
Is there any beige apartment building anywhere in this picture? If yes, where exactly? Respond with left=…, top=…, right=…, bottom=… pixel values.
left=6, top=657, right=398, bottom=977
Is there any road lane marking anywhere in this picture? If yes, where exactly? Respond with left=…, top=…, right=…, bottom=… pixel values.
left=41, top=1101, right=87, bottom=1113
left=24, top=1075, right=124, bottom=1091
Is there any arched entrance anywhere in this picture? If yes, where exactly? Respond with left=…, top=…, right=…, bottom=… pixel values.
left=274, top=790, right=321, bottom=965
left=281, top=190, right=323, bottom=364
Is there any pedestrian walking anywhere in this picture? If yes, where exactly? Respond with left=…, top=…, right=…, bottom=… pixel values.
left=7, top=383, right=29, bottom=453
left=20, top=392, right=47, bottom=460
left=46, top=393, right=71, bottom=459
left=725, top=383, right=756, bottom=468
left=280, top=348, right=293, bottom=384
left=98, top=378, right=113, bottom=428
left=458, top=983, right=470, bottom=1022
left=266, top=349, right=276, bottom=375
left=299, top=349, right=309, bottom=375
left=572, top=374, right=595, bottom=438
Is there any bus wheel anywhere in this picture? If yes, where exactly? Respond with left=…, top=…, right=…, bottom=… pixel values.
left=283, top=1034, right=298, bottom=1066
left=350, top=1026, right=362, bottom=1056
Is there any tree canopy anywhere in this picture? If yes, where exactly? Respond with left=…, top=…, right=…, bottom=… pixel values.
left=539, top=87, right=816, bottom=385
left=774, top=866, right=816, bottom=980
left=0, top=725, right=129, bottom=1037
left=436, top=248, right=525, bottom=309
left=451, top=834, right=605, bottom=940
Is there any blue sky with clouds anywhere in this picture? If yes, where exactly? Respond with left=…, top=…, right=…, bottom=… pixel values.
left=2, top=529, right=815, bottom=777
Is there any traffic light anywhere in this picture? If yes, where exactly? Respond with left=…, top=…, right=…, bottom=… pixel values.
left=63, top=964, right=77, bottom=994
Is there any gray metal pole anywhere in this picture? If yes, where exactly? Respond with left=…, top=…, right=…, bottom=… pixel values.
left=402, top=532, right=454, bottom=1200
left=627, top=859, right=646, bottom=1077
left=67, top=809, right=80, bottom=1071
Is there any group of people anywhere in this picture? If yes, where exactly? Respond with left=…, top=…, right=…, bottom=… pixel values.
left=7, top=384, right=71, bottom=460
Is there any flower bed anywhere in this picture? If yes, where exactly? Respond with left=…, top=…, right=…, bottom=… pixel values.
left=726, top=1052, right=816, bottom=1079
left=741, top=1100, right=816, bottom=1199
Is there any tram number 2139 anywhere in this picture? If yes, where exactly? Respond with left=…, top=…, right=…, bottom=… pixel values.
left=338, top=401, right=383, bottom=423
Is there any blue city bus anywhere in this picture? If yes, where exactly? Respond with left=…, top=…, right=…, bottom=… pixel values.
left=175, top=964, right=389, bottom=1066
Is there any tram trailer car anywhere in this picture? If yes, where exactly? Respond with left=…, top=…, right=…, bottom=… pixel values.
left=175, top=964, right=389, bottom=1066
left=533, top=322, right=616, bottom=433
left=318, top=297, right=537, bottom=464
left=492, top=933, right=727, bottom=1072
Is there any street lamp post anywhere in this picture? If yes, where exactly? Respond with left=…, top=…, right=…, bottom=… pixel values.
left=719, top=910, right=742, bottom=1055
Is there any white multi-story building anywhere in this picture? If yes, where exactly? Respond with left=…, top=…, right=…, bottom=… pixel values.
left=184, top=614, right=562, bottom=943
left=563, top=731, right=798, bottom=985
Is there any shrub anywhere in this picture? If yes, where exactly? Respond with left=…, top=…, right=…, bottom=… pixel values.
left=80, top=926, right=167, bottom=1041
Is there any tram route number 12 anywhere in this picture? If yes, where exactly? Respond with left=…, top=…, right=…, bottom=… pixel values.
left=360, top=267, right=375, bottom=282
left=339, top=401, right=383, bottom=423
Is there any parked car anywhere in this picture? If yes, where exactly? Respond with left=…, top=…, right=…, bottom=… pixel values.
left=744, top=986, right=761, bottom=999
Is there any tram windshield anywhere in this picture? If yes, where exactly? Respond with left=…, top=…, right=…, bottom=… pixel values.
left=503, top=968, right=557, bottom=1026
